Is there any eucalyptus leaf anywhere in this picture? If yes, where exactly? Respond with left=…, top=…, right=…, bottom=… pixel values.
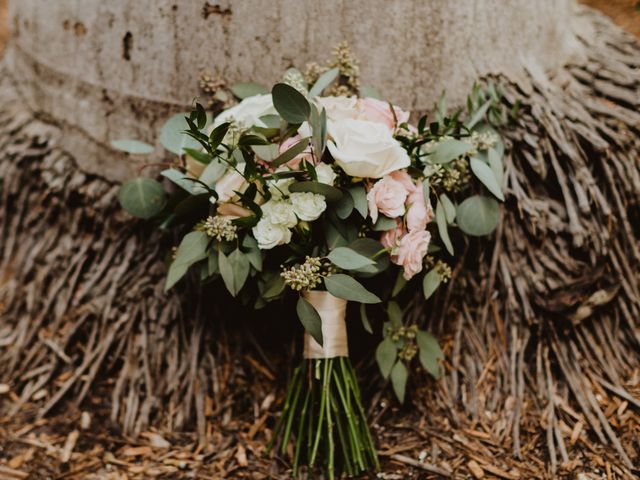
left=242, top=235, right=263, bottom=271
left=271, top=138, right=310, bottom=167
left=159, top=114, right=203, bottom=155
left=487, top=147, right=504, bottom=185
left=161, top=169, right=194, bottom=193
left=375, top=338, right=397, bottom=378
left=470, top=157, right=504, bottom=201
left=372, top=215, right=397, bottom=231
left=165, top=231, right=209, bottom=290
left=348, top=238, right=389, bottom=276
left=252, top=144, right=280, bottom=162
left=118, top=178, right=167, bottom=219
left=359, top=86, right=382, bottom=100
left=327, top=247, right=375, bottom=270
left=456, top=195, right=500, bottom=236
left=387, top=301, right=403, bottom=328
left=297, top=297, right=323, bottom=346
left=230, top=82, right=269, bottom=99
left=324, top=274, right=381, bottom=304
left=219, top=249, right=250, bottom=297
left=391, top=270, right=407, bottom=297
left=422, top=268, right=442, bottom=300
left=390, top=361, right=408, bottom=403
left=349, top=186, right=368, bottom=218
left=272, top=83, right=311, bottom=124
left=335, top=192, right=354, bottom=219
left=288, top=181, right=343, bottom=202
left=360, top=303, right=373, bottom=334
left=111, top=139, right=154, bottom=154
left=439, top=193, right=456, bottom=224
left=429, top=139, right=473, bottom=164
left=262, top=274, right=286, bottom=299
left=465, top=99, right=492, bottom=129
left=416, top=331, right=444, bottom=379
left=435, top=200, right=454, bottom=255
left=308, top=67, right=340, bottom=97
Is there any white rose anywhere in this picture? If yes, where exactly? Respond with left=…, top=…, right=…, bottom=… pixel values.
left=316, top=96, right=359, bottom=122
left=315, top=163, right=337, bottom=185
left=213, top=164, right=248, bottom=203
left=267, top=167, right=295, bottom=199
left=213, top=94, right=276, bottom=129
left=290, top=192, right=327, bottom=221
left=327, top=119, right=410, bottom=178
left=252, top=218, right=292, bottom=250
left=261, top=199, right=297, bottom=228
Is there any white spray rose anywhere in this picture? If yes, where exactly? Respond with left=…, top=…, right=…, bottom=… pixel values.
left=327, top=119, right=410, bottom=178
left=252, top=218, right=292, bottom=250
left=315, top=163, right=337, bottom=186
left=213, top=94, right=276, bottom=129
left=261, top=199, right=297, bottom=228
left=290, top=192, right=327, bottom=221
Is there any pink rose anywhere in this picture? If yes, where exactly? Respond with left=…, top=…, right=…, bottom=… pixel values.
left=380, top=220, right=406, bottom=251
left=389, top=170, right=414, bottom=191
left=406, top=182, right=434, bottom=232
left=279, top=135, right=313, bottom=168
left=395, top=229, right=431, bottom=280
left=358, top=98, right=410, bottom=130
left=367, top=176, right=408, bottom=223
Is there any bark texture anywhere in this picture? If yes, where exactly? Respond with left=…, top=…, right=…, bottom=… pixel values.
left=5, top=0, right=583, bottom=181
left=0, top=3, right=639, bottom=478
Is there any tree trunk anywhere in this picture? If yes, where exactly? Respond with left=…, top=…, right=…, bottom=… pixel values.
left=1, top=1, right=639, bottom=477
left=6, top=0, right=584, bottom=181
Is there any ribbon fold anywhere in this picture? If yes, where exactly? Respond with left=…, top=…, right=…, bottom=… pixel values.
left=303, top=290, right=348, bottom=359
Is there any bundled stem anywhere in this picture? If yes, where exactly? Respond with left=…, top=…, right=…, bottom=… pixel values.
left=269, top=358, right=379, bottom=478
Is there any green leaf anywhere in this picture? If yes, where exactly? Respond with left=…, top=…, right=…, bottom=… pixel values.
left=165, top=231, right=209, bottom=290
left=416, top=331, right=444, bottom=379
left=308, top=67, right=340, bottom=97
left=348, top=186, right=368, bottom=218
left=470, top=157, right=504, bottom=201
left=310, top=104, right=328, bottom=157
left=335, top=192, right=354, bottom=219
left=422, top=268, right=442, bottom=300
left=161, top=169, right=194, bottom=193
left=429, top=139, right=473, bottom=164
left=465, top=99, right=492, bottom=129
left=359, top=86, right=382, bottom=100
left=375, top=338, right=397, bottom=378
left=252, top=144, right=280, bottom=162
left=439, top=193, right=456, bottom=224
left=327, top=247, right=376, bottom=270
left=456, top=195, right=500, bottom=236
left=487, top=147, right=504, bottom=186
left=272, top=83, right=311, bottom=124
left=390, top=361, right=408, bottom=403
left=208, top=249, right=219, bottom=274
left=324, top=274, right=381, bottom=304
left=242, top=235, right=263, bottom=271
left=391, top=270, right=407, bottom=297
left=297, top=297, right=323, bottom=346
left=387, top=301, right=403, bottom=328
left=118, top=178, right=167, bottom=219
left=348, top=238, right=389, bottom=276
left=271, top=138, right=310, bottom=167
left=372, top=215, right=397, bottom=231
left=209, top=122, right=231, bottom=148
left=110, top=139, right=154, bottom=154
left=159, top=114, right=203, bottom=155
left=288, top=181, right=343, bottom=202
left=435, top=199, right=454, bottom=255
left=184, top=148, right=212, bottom=165
left=230, top=82, right=269, bottom=99
left=262, top=274, right=285, bottom=299
left=360, top=303, right=373, bottom=334
left=219, top=249, right=250, bottom=297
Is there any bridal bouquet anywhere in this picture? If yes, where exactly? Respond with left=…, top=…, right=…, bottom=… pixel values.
left=115, top=47, right=505, bottom=477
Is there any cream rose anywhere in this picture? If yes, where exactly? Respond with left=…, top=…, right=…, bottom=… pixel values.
left=316, top=96, right=359, bottom=122
left=367, top=175, right=408, bottom=223
left=315, top=163, right=337, bottom=186
left=327, top=119, right=410, bottom=178
left=213, top=94, right=276, bottom=129
left=290, top=192, right=327, bottom=221
left=395, top=229, right=431, bottom=280
left=252, top=218, right=292, bottom=250
left=261, top=199, right=297, bottom=228
left=213, top=164, right=249, bottom=203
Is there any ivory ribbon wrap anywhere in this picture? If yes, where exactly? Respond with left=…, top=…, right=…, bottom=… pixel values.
left=303, top=291, right=348, bottom=359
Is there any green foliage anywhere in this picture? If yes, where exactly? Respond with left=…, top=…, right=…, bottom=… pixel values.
left=160, top=114, right=203, bottom=154
left=118, top=178, right=167, bottom=219
left=327, top=247, right=375, bottom=270
left=272, top=83, right=311, bottom=124
left=165, top=231, right=209, bottom=290
left=416, top=331, right=443, bottom=379
left=375, top=338, right=397, bottom=379
left=456, top=195, right=500, bottom=236
left=296, top=296, right=323, bottom=346
left=428, top=139, right=473, bottom=164
left=390, top=361, right=408, bottom=403
left=288, top=181, right=343, bottom=202
left=422, top=268, right=442, bottom=300
left=435, top=199, right=454, bottom=255
left=324, top=274, right=380, bottom=304
left=230, top=82, right=269, bottom=99
left=219, top=248, right=250, bottom=297
left=470, top=157, right=504, bottom=201
left=110, top=139, right=154, bottom=154
left=308, top=67, right=340, bottom=97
